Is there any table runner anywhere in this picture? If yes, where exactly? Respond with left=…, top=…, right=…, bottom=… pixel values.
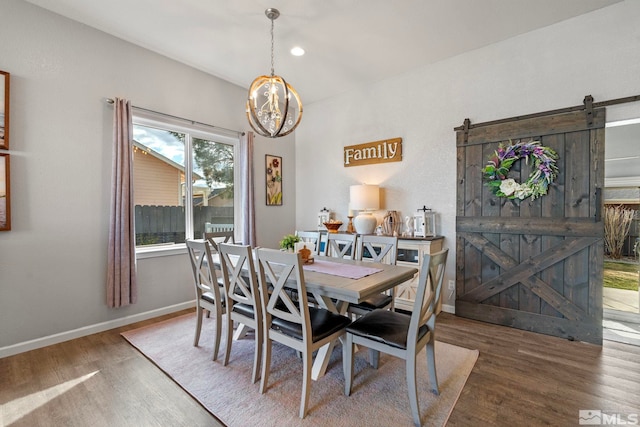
left=302, top=259, right=382, bottom=279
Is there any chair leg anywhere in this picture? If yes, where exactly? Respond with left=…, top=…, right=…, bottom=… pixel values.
left=194, top=306, right=204, bottom=346
left=369, top=348, right=380, bottom=369
left=344, top=333, right=354, bottom=396
left=223, top=312, right=233, bottom=366
left=426, top=337, right=439, bottom=395
left=260, top=337, right=272, bottom=394
left=233, top=323, right=249, bottom=340
left=406, top=353, right=421, bottom=427
left=299, top=349, right=312, bottom=418
left=252, top=325, right=262, bottom=384
left=212, top=308, right=222, bottom=361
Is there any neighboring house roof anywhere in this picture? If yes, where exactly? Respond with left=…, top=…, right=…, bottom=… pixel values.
left=193, top=187, right=231, bottom=206
left=133, top=139, right=204, bottom=180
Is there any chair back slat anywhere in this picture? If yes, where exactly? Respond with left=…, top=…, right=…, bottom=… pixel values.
left=409, top=249, right=448, bottom=342
left=357, top=235, right=398, bottom=265
left=257, top=249, right=310, bottom=331
left=204, top=231, right=235, bottom=251
left=322, top=233, right=357, bottom=259
left=218, top=243, right=260, bottom=309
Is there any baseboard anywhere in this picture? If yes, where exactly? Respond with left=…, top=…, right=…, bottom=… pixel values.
left=0, top=301, right=195, bottom=359
left=442, top=304, right=455, bottom=314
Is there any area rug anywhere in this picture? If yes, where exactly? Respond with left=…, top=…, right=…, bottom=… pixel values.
left=122, top=313, right=478, bottom=427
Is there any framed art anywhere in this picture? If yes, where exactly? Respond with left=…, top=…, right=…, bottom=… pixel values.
left=0, top=154, right=10, bottom=231
left=265, top=154, right=282, bottom=206
left=0, top=70, right=9, bottom=150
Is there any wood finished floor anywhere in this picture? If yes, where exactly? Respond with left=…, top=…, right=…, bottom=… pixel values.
left=1, top=309, right=639, bottom=427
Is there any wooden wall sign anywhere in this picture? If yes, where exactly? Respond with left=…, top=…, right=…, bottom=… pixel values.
left=343, top=137, right=402, bottom=167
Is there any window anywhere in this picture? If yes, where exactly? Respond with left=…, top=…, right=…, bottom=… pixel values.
left=132, top=112, right=239, bottom=252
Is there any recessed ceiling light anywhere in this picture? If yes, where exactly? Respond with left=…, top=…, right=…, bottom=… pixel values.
left=290, top=46, right=305, bottom=56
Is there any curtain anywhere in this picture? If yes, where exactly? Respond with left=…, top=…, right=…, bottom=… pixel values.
left=238, top=131, right=256, bottom=247
left=107, top=97, right=137, bottom=308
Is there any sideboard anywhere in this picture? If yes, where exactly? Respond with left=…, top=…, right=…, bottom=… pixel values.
left=312, top=231, right=445, bottom=312
left=394, top=236, right=444, bottom=312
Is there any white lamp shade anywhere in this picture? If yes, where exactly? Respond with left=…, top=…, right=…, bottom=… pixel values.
left=349, top=184, right=380, bottom=211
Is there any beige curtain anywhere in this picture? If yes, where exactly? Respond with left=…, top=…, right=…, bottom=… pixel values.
left=107, top=97, right=137, bottom=308
left=239, top=131, right=256, bottom=246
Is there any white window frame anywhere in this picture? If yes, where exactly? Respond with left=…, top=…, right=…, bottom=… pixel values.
left=132, top=110, right=241, bottom=259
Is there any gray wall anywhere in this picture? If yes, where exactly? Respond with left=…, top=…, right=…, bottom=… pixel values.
left=2, top=0, right=640, bottom=353
left=0, top=0, right=295, bottom=353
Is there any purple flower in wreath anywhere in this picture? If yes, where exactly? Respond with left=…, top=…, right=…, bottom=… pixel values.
left=481, top=139, right=559, bottom=201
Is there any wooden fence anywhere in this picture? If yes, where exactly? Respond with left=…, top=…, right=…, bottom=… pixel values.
left=135, top=205, right=233, bottom=245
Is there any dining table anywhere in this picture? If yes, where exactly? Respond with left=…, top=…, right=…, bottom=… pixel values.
left=209, top=250, right=418, bottom=380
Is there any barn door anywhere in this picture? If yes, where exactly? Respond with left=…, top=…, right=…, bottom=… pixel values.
left=455, top=104, right=605, bottom=345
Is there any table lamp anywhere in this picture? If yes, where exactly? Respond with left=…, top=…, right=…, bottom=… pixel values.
left=350, top=184, right=380, bottom=234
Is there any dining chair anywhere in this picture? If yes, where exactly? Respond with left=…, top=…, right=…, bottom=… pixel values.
left=203, top=230, right=236, bottom=250
left=295, top=230, right=321, bottom=255
left=349, top=235, right=398, bottom=317
left=343, top=249, right=448, bottom=427
left=256, top=248, right=352, bottom=419
left=218, top=243, right=263, bottom=383
left=185, top=239, right=226, bottom=361
left=321, top=232, right=357, bottom=259
left=204, top=231, right=236, bottom=286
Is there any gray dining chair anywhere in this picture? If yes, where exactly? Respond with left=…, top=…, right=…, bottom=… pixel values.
left=256, top=248, right=352, bottom=419
left=349, top=235, right=398, bottom=317
left=185, top=239, right=226, bottom=361
left=218, top=243, right=263, bottom=383
left=203, top=230, right=236, bottom=250
left=295, top=230, right=321, bottom=255
left=204, top=230, right=236, bottom=286
left=343, top=249, right=448, bottom=427
left=321, top=232, right=357, bottom=259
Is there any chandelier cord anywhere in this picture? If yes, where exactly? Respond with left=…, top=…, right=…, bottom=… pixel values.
left=270, top=17, right=275, bottom=77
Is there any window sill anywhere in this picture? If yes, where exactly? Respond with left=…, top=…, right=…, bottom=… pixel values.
left=136, top=244, right=187, bottom=259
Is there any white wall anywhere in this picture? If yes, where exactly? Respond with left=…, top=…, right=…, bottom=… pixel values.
left=295, top=0, right=640, bottom=310
left=0, top=0, right=295, bottom=354
left=3, top=0, right=639, bottom=355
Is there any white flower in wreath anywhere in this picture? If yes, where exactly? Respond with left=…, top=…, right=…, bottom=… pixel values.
left=499, top=178, right=518, bottom=196
left=514, top=185, right=532, bottom=200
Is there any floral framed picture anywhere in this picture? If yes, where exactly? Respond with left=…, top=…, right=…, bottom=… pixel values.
left=0, top=154, right=10, bottom=231
left=265, top=154, right=282, bottom=206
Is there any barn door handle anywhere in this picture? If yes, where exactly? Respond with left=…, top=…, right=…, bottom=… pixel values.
left=595, top=187, right=602, bottom=221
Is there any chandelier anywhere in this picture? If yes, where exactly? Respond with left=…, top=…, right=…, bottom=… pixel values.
left=246, top=8, right=303, bottom=138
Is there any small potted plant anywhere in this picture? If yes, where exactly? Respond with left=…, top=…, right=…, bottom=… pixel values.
left=279, top=234, right=301, bottom=252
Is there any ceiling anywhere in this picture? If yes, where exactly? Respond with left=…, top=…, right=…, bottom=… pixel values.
left=605, top=121, right=640, bottom=180
left=22, top=0, right=638, bottom=180
left=24, top=0, right=621, bottom=105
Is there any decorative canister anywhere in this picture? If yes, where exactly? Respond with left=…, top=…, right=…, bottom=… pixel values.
left=381, top=210, right=401, bottom=236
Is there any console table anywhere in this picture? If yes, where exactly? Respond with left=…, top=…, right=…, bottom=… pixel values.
left=394, top=236, right=444, bottom=312
left=313, top=231, right=445, bottom=312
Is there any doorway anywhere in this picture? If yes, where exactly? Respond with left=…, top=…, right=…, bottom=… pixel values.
left=603, top=118, right=640, bottom=345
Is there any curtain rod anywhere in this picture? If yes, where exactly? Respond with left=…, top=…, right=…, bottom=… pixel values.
left=104, top=98, right=245, bottom=136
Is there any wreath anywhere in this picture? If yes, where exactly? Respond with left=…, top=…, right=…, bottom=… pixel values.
left=482, top=140, right=559, bottom=200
